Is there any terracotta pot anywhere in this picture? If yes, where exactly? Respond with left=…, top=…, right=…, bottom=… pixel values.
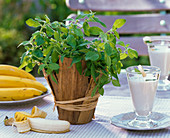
left=43, top=57, right=99, bottom=124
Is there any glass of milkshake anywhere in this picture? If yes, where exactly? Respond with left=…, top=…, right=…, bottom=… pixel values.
left=126, top=65, right=160, bottom=128
left=143, top=37, right=170, bottom=91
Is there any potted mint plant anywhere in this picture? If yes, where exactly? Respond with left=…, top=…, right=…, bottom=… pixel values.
left=19, top=11, right=138, bottom=124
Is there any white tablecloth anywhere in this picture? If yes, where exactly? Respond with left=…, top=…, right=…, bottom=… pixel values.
left=0, top=75, right=170, bottom=138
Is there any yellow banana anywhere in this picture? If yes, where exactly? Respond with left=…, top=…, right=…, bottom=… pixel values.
left=0, top=76, right=47, bottom=92
left=0, top=65, right=36, bottom=80
left=0, top=88, right=43, bottom=101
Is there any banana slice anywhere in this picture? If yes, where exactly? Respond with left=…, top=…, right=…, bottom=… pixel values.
left=28, top=118, right=70, bottom=134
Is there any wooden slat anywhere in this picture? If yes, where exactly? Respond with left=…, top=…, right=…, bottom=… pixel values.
left=66, top=0, right=170, bottom=12
left=85, top=36, right=170, bottom=56
left=68, top=14, right=170, bottom=34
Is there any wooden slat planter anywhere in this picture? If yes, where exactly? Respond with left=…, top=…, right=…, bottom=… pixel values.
left=43, top=57, right=99, bottom=124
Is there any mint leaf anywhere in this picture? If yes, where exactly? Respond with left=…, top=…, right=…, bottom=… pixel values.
left=60, top=55, right=65, bottom=63
left=83, top=22, right=90, bottom=36
left=32, top=49, right=43, bottom=58
left=66, top=35, right=76, bottom=48
left=117, top=41, right=125, bottom=47
left=105, top=43, right=113, bottom=56
left=35, top=35, right=45, bottom=46
left=98, top=88, right=104, bottom=96
left=85, top=51, right=99, bottom=61
left=76, top=62, right=82, bottom=75
left=46, top=25, right=54, bottom=37
left=128, top=49, right=138, bottom=58
left=74, top=28, right=84, bottom=37
left=120, top=53, right=128, bottom=60
left=26, top=18, right=41, bottom=28
left=49, top=63, right=60, bottom=70
left=89, top=26, right=103, bottom=36
left=113, top=19, right=126, bottom=29
left=39, top=64, right=46, bottom=71
left=134, top=68, right=141, bottom=73
left=93, top=17, right=107, bottom=28
left=112, top=79, right=120, bottom=86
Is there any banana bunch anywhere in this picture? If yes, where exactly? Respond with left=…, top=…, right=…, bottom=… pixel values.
left=4, top=106, right=70, bottom=134
left=0, top=65, right=47, bottom=101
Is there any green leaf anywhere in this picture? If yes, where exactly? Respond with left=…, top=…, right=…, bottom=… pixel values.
left=60, top=55, right=65, bottom=63
left=112, top=79, right=120, bottom=86
left=78, top=42, right=91, bottom=47
left=134, top=68, right=140, bottom=73
left=32, top=49, right=43, bottom=58
left=26, top=18, right=41, bottom=28
left=99, top=32, right=107, bottom=41
left=128, top=48, right=138, bottom=58
left=76, top=14, right=87, bottom=19
left=91, top=64, right=96, bottom=82
left=25, top=63, right=33, bottom=72
left=46, top=25, right=54, bottom=37
left=74, top=28, right=84, bottom=37
left=54, top=31, right=60, bottom=41
left=120, top=53, right=128, bottom=60
left=113, top=19, right=126, bottom=29
left=70, top=57, right=82, bottom=67
left=39, top=64, right=46, bottom=71
left=85, top=51, right=99, bottom=61
left=105, top=54, right=111, bottom=68
left=35, top=35, right=45, bottom=46
left=49, top=63, right=60, bottom=70
left=51, top=50, right=59, bottom=63
left=19, top=57, right=28, bottom=69
left=89, top=26, right=103, bottom=36
left=83, top=22, right=90, bottom=36
left=45, top=15, right=50, bottom=23
left=20, top=52, right=26, bottom=64
left=117, top=41, right=125, bottom=47
left=61, top=27, right=68, bottom=35
left=93, top=17, right=107, bottom=28
left=91, top=85, right=98, bottom=97
left=98, top=88, right=104, bottom=96
left=114, top=30, right=120, bottom=39
left=105, top=43, right=113, bottom=56
left=43, top=46, right=53, bottom=56
left=79, top=49, right=89, bottom=53
left=76, top=62, right=82, bottom=75
left=18, top=41, right=30, bottom=47
left=66, top=35, right=76, bottom=48
left=50, top=74, right=58, bottom=84
left=63, top=18, right=74, bottom=21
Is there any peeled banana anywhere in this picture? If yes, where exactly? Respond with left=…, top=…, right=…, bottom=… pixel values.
left=0, top=88, right=43, bottom=101
left=0, top=65, right=36, bottom=80
left=28, top=118, right=70, bottom=133
left=0, top=76, right=47, bottom=92
left=12, top=106, right=70, bottom=134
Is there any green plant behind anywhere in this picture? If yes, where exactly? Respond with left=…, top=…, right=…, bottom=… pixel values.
left=19, top=12, right=138, bottom=96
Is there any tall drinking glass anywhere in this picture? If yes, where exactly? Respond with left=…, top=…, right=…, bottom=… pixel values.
left=126, top=66, right=160, bottom=128
left=143, top=37, right=170, bottom=91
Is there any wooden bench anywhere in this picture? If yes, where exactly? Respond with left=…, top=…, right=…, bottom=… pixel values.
left=66, top=0, right=170, bottom=56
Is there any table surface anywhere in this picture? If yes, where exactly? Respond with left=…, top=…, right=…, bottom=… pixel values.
left=0, top=72, right=170, bottom=138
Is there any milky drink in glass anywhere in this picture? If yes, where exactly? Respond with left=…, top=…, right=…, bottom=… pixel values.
left=126, top=66, right=160, bottom=128
left=143, top=37, right=170, bottom=91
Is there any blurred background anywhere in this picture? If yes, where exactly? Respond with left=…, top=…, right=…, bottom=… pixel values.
left=0, top=0, right=149, bottom=76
